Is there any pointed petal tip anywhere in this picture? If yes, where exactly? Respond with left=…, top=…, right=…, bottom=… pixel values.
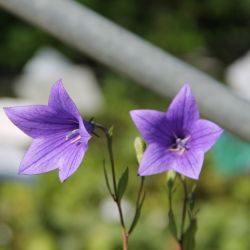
left=129, top=109, right=139, bottom=119
left=180, top=83, right=193, bottom=93
left=59, top=176, right=67, bottom=183
left=3, top=106, right=11, bottom=117
left=129, top=110, right=145, bottom=125
left=190, top=173, right=200, bottom=180
left=3, top=106, right=16, bottom=116
left=50, top=79, right=64, bottom=95
left=18, top=169, right=24, bottom=175
left=54, top=78, right=63, bottom=86
left=183, top=82, right=191, bottom=88
left=59, top=171, right=70, bottom=183
left=138, top=164, right=158, bottom=176
left=138, top=169, right=147, bottom=176
left=18, top=167, right=30, bottom=176
left=175, top=169, right=200, bottom=180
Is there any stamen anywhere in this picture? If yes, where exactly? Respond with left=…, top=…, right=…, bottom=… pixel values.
left=70, top=135, right=81, bottom=144
left=169, top=135, right=190, bottom=155
left=65, top=129, right=81, bottom=145
left=66, top=129, right=80, bottom=140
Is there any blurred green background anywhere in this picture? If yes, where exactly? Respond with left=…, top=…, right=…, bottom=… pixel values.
left=0, top=0, right=250, bottom=250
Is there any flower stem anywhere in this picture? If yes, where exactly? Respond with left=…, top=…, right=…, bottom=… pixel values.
left=179, top=175, right=188, bottom=249
left=128, top=176, right=145, bottom=234
left=93, top=122, right=128, bottom=250
left=136, top=177, right=145, bottom=206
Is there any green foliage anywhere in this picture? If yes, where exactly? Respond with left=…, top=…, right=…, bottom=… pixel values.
left=168, top=208, right=178, bottom=240
left=183, top=218, right=197, bottom=250
left=0, top=82, right=250, bottom=249
left=128, top=191, right=146, bottom=234
left=117, top=167, right=129, bottom=202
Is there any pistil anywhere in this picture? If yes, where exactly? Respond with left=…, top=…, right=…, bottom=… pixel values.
left=169, top=136, right=190, bottom=155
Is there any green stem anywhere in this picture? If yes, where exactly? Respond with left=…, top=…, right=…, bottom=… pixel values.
left=179, top=175, right=188, bottom=249
left=128, top=176, right=145, bottom=234
left=94, top=122, right=128, bottom=249
left=136, top=177, right=145, bottom=207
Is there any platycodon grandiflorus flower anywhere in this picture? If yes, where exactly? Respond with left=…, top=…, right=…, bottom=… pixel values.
left=130, top=84, right=223, bottom=179
left=4, top=80, right=92, bottom=182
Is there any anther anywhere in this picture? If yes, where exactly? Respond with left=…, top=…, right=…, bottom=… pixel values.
left=65, top=129, right=81, bottom=144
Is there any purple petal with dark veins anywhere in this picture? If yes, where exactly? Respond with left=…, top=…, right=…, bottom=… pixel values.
left=190, top=119, right=223, bottom=152
left=49, top=80, right=91, bottom=139
left=173, top=150, right=204, bottom=180
left=59, top=142, right=87, bottom=182
left=166, top=84, right=199, bottom=136
left=138, top=143, right=175, bottom=176
left=4, top=105, right=77, bottom=138
left=130, top=84, right=223, bottom=180
left=48, top=79, right=81, bottom=120
left=130, top=110, right=174, bottom=145
left=19, top=132, right=87, bottom=182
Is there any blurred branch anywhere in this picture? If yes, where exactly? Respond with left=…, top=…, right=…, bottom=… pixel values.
left=0, top=0, right=250, bottom=141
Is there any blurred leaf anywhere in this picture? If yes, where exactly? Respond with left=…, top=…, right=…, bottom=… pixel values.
left=129, top=192, right=146, bottom=234
left=117, top=167, right=129, bottom=201
left=168, top=208, right=178, bottom=240
left=188, top=189, right=196, bottom=213
left=183, top=218, right=197, bottom=250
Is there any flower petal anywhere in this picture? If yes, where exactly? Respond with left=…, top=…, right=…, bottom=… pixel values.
left=190, top=119, right=223, bottom=152
left=58, top=143, right=87, bottom=182
left=48, top=79, right=81, bottom=119
left=138, top=143, right=175, bottom=176
left=166, top=84, right=199, bottom=136
left=173, top=150, right=204, bottom=179
left=130, top=110, right=174, bottom=145
left=19, top=132, right=87, bottom=182
left=4, top=105, right=77, bottom=138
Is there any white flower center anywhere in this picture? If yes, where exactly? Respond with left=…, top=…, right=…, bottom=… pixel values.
left=169, top=136, right=190, bottom=155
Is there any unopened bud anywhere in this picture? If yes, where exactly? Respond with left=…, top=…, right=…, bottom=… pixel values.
left=167, top=170, right=176, bottom=189
left=134, top=137, right=146, bottom=164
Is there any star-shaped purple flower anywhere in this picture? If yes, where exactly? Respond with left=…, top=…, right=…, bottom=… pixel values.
left=4, top=80, right=92, bottom=182
left=130, top=84, right=223, bottom=179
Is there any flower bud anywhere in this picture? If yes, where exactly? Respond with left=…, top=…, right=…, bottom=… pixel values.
left=167, top=170, right=176, bottom=190
left=134, top=137, right=146, bottom=164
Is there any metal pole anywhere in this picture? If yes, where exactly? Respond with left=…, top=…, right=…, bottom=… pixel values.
left=0, top=0, right=249, bottom=141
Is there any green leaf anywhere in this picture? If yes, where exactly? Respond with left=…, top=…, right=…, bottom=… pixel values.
left=117, top=167, right=129, bottom=201
left=129, top=192, right=146, bottom=234
left=168, top=208, right=178, bottom=240
left=103, top=162, right=113, bottom=197
left=188, top=185, right=197, bottom=212
left=183, top=218, right=197, bottom=250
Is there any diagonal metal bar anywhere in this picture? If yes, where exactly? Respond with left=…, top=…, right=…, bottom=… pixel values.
left=0, top=0, right=249, bottom=141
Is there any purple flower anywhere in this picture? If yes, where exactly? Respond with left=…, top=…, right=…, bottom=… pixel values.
left=4, top=80, right=92, bottom=182
left=130, top=84, right=223, bottom=179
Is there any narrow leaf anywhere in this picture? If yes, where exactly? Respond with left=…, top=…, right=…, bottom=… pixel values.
left=168, top=208, right=178, bottom=240
left=129, top=192, right=146, bottom=234
left=183, top=218, right=197, bottom=250
left=117, top=167, right=129, bottom=201
left=103, top=161, right=113, bottom=197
